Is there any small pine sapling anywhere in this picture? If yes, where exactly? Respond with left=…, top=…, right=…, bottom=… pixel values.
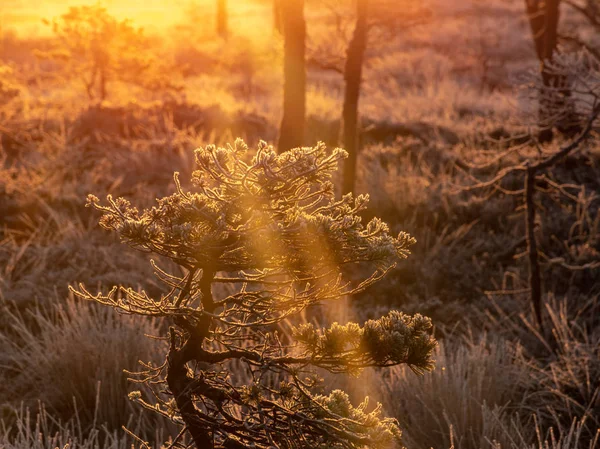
left=73, top=140, right=437, bottom=449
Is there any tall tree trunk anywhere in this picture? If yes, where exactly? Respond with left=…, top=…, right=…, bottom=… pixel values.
left=342, top=0, right=368, bottom=195
left=217, top=0, right=228, bottom=38
left=526, top=0, right=579, bottom=141
left=273, top=0, right=283, bottom=34
left=278, top=0, right=306, bottom=152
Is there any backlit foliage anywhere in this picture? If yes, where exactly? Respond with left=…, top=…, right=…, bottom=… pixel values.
left=74, top=140, right=436, bottom=449
left=36, top=5, right=181, bottom=101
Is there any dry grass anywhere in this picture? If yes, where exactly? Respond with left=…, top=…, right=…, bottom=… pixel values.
left=1, top=402, right=168, bottom=449
left=0, top=294, right=169, bottom=436
left=1, top=0, right=600, bottom=447
left=381, top=335, right=525, bottom=449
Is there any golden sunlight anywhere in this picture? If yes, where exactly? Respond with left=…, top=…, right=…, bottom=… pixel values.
left=2, top=0, right=600, bottom=447
left=1, top=0, right=248, bottom=36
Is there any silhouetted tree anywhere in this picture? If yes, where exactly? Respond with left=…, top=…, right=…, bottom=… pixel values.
left=278, top=0, right=306, bottom=152
left=525, top=0, right=580, bottom=141
left=273, top=0, right=283, bottom=34
left=36, top=5, right=181, bottom=102
left=342, top=0, right=368, bottom=195
left=217, top=0, right=228, bottom=38
left=307, top=1, right=429, bottom=193
left=461, top=53, right=600, bottom=332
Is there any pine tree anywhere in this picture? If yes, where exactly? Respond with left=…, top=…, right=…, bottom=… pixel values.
left=74, top=140, right=436, bottom=449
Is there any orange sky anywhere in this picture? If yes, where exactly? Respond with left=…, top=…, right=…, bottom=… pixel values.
left=1, top=0, right=220, bottom=36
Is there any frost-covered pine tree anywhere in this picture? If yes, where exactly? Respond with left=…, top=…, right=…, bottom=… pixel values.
left=74, top=140, right=436, bottom=449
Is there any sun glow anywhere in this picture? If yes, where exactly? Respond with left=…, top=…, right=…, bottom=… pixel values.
left=1, top=0, right=256, bottom=37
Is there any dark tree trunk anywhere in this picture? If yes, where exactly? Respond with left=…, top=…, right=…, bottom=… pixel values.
left=166, top=270, right=216, bottom=449
left=526, top=0, right=579, bottom=141
left=167, top=346, right=213, bottom=448
left=217, top=0, right=228, bottom=38
left=278, top=0, right=306, bottom=152
left=342, top=0, right=368, bottom=195
left=86, top=66, right=97, bottom=101
left=99, top=67, right=107, bottom=102
left=525, top=168, right=543, bottom=331
left=273, top=0, right=283, bottom=34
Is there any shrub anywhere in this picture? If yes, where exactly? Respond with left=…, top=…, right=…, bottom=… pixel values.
left=73, top=140, right=437, bottom=448
left=36, top=5, right=181, bottom=102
